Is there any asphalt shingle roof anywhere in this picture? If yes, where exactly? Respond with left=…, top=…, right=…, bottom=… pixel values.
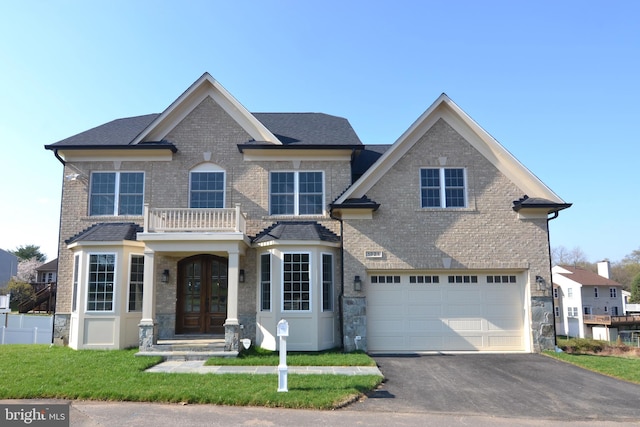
left=47, top=113, right=362, bottom=148
left=66, top=223, right=142, bottom=244
left=555, top=265, right=622, bottom=287
left=252, top=221, right=340, bottom=244
left=50, top=114, right=160, bottom=147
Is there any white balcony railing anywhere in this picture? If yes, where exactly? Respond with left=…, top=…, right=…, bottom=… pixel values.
left=144, top=204, right=246, bottom=233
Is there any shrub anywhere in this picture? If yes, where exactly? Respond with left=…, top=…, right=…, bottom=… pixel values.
left=6, top=279, right=35, bottom=311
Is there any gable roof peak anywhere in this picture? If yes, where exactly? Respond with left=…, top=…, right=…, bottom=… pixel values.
left=130, top=72, right=281, bottom=146
left=335, top=94, right=568, bottom=206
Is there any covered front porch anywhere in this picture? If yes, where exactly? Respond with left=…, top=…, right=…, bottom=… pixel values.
left=137, top=204, right=250, bottom=353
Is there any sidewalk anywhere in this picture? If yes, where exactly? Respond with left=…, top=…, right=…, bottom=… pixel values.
left=146, top=360, right=383, bottom=376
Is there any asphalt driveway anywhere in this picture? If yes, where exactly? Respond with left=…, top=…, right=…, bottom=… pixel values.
left=346, top=353, right=640, bottom=422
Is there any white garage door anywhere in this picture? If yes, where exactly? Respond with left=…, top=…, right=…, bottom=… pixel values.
left=367, top=273, right=526, bottom=352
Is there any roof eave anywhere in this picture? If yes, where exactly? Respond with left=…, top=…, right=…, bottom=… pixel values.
left=44, top=143, right=178, bottom=153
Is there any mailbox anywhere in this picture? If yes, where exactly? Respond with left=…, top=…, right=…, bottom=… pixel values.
left=277, top=319, right=289, bottom=337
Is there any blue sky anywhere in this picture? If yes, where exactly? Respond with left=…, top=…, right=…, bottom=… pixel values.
left=1, top=1, right=638, bottom=263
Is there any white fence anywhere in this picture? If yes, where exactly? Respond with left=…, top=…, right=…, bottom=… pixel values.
left=0, top=313, right=53, bottom=344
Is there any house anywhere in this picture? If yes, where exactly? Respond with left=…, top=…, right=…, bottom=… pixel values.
left=35, top=258, right=58, bottom=285
left=17, top=258, right=58, bottom=314
left=45, top=73, right=571, bottom=353
left=552, top=262, right=629, bottom=339
left=0, top=249, right=18, bottom=288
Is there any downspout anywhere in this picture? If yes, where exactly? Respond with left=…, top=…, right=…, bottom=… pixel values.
left=50, top=149, right=66, bottom=345
left=546, top=210, right=560, bottom=348
left=330, top=209, right=345, bottom=351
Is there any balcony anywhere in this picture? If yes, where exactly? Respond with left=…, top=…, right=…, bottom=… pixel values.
left=583, top=314, right=640, bottom=326
left=143, top=204, right=246, bottom=234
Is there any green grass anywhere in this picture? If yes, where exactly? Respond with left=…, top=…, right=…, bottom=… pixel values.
left=0, top=345, right=382, bottom=409
left=205, top=346, right=375, bottom=366
left=546, top=337, right=640, bottom=384
left=545, top=351, right=640, bottom=384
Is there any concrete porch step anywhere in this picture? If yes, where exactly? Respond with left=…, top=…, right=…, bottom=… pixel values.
left=136, top=337, right=238, bottom=361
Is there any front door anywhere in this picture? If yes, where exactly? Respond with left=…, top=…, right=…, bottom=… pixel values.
left=176, top=255, right=228, bottom=334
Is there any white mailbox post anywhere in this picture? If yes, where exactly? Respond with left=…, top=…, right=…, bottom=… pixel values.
left=277, top=318, right=289, bottom=392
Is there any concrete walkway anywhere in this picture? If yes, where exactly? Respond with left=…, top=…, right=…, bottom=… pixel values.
left=146, top=360, right=383, bottom=376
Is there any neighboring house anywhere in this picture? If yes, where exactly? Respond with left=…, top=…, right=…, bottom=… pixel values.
left=0, top=249, right=18, bottom=288
left=552, top=262, right=627, bottom=338
left=45, top=73, right=571, bottom=353
left=35, top=258, right=58, bottom=285
left=622, top=290, right=640, bottom=315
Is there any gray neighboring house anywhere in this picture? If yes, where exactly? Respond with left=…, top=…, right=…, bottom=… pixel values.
left=45, top=73, right=571, bottom=353
left=0, top=249, right=18, bottom=288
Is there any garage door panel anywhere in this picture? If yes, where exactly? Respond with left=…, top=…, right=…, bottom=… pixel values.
left=408, top=319, right=444, bottom=333
left=408, top=304, right=441, bottom=315
left=367, top=273, right=526, bottom=352
left=445, top=304, right=483, bottom=316
left=488, top=317, right=522, bottom=330
left=447, top=318, right=483, bottom=332
left=444, top=335, right=483, bottom=350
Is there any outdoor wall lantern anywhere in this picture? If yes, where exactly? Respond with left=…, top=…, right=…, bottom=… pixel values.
left=161, top=269, right=170, bottom=284
left=239, top=269, right=245, bottom=283
left=353, top=275, right=362, bottom=291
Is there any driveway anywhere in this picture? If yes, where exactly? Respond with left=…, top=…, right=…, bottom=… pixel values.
left=346, top=353, right=640, bottom=422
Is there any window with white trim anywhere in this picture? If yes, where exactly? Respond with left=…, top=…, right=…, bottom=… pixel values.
left=87, top=254, right=115, bottom=311
left=270, top=171, right=324, bottom=215
left=609, top=287, right=617, bottom=298
left=554, top=306, right=560, bottom=317
left=567, top=288, right=573, bottom=298
left=128, top=255, right=144, bottom=312
left=72, top=254, right=79, bottom=312
left=553, top=287, right=559, bottom=298
left=260, top=254, right=271, bottom=311
left=90, top=172, right=144, bottom=216
left=568, top=307, right=578, bottom=317
left=190, top=171, right=225, bottom=208
left=594, top=287, right=599, bottom=298
left=322, top=254, right=333, bottom=311
left=283, top=253, right=310, bottom=311
left=420, top=168, right=466, bottom=208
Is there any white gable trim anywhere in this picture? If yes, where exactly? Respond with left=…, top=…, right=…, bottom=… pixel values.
left=335, top=94, right=565, bottom=204
left=131, top=73, right=281, bottom=145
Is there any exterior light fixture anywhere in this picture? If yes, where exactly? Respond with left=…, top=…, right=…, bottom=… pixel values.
left=161, top=269, right=170, bottom=283
left=239, top=269, right=245, bottom=283
left=354, top=275, right=362, bottom=291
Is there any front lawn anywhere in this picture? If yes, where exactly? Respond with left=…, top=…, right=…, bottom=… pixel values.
left=205, top=346, right=375, bottom=366
left=0, top=345, right=382, bottom=409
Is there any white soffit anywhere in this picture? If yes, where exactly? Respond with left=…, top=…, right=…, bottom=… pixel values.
left=335, top=94, right=565, bottom=205
left=131, top=73, right=281, bottom=146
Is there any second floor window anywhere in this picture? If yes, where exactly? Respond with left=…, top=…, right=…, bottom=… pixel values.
left=90, top=172, right=144, bottom=216
left=610, top=287, right=617, bottom=298
left=190, top=172, right=225, bottom=208
left=420, top=168, right=466, bottom=208
left=270, top=171, right=324, bottom=215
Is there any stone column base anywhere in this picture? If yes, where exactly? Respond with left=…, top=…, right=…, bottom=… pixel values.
left=139, top=322, right=157, bottom=351
left=224, top=323, right=239, bottom=352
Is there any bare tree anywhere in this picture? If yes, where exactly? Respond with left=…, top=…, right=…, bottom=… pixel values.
left=552, top=246, right=589, bottom=267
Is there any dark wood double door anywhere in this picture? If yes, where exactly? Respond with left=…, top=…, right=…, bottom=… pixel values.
left=176, top=255, right=228, bottom=335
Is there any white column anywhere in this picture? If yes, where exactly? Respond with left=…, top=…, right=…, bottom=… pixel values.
left=225, top=250, right=239, bottom=326
left=141, top=250, right=156, bottom=324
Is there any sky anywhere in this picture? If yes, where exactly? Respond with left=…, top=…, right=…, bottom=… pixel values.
left=1, top=1, right=638, bottom=264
